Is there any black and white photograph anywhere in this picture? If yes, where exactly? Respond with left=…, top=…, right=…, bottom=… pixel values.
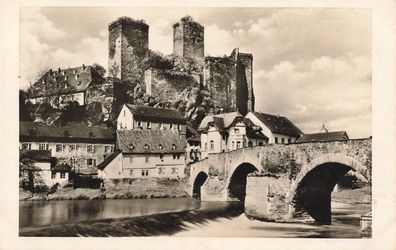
left=1, top=1, right=396, bottom=248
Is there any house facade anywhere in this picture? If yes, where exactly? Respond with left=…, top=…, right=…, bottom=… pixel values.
left=198, top=112, right=268, bottom=158
left=19, top=150, right=70, bottom=187
left=19, top=122, right=115, bottom=169
left=97, top=130, right=186, bottom=180
left=245, top=111, right=303, bottom=144
left=117, top=104, right=186, bottom=134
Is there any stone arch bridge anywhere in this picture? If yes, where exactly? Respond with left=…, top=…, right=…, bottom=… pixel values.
left=187, top=138, right=371, bottom=223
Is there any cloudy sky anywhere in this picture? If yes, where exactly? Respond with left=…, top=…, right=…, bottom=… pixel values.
left=20, top=7, right=371, bottom=138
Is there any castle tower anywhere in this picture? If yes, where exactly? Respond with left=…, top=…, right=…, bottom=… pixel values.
left=173, top=16, right=204, bottom=68
left=108, top=17, right=149, bottom=84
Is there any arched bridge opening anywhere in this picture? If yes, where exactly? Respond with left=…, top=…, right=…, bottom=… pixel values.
left=192, top=172, right=208, bottom=199
left=292, top=162, right=366, bottom=224
left=228, top=163, right=258, bottom=202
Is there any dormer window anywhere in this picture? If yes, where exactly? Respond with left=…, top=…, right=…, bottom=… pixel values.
left=144, top=144, right=149, bottom=149
left=77, top=81, right=81, bottom=85
left=172, top=144, right=176, bottom=150
left=73, top=70, right=77, bottom=74
left=159, top=144, right=163, bottom=150
left=137, top=121, right=142, bottom=127
left=75, top=75, right=79, bottom=79
left=88, top=131, right=95, bottom=137
left=128, top=143, right=134, bottom=150
left=64, top=76, right=68, bottom=80
left=146, top=121, right=151, bottom=129
left=64, top=83, right=68, bottom=89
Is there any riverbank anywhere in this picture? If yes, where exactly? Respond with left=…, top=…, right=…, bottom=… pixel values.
left=19, top=187, right=189, bottom=201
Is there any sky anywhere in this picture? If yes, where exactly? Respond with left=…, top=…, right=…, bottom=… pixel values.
left=20, top=7, right=372, bottom=138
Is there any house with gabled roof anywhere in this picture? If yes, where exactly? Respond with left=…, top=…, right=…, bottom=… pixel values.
left=245, top=111, right=303, bottom=144
left=198, top=111, right=268, bottom=158
left=97, top=130, right=186, bottom=180
left=117, top=104, right=186, bottom=134
left=19, top=121, right=115, bottom=169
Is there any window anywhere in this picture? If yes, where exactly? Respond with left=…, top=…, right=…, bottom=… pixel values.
left=56, top=144, right=65, bottom=152
left=172, top=144, right=176, bottom=150
left=288, top=138, right=292, bottom=144
left=129, top=169, right=134, bottom=176
left=51, top=172, right=56, bottom=179
left=169, top=124, right=173, bottom=129
left=210, top=140, right=214, bottom=151
left=137, top=121, right=142, bottom=127
left=87, top=158, right=96, bottom=167
left=160, top=153, right=163, bottom=160
left=75, top=74, right=79, bottom=79
left=144, top=144, right=149, bottom=149
left=204, top=143, right=207, bottom=151
left=173, top=154, right=176, bottom=159
left=281, top=138, right=285, bottom=144
left=158, top=167, right=165, bottom=174
left=87, top=144, right=95, bottom=153
left=248, top=141, right=253, bottom=147
left=258, top=142, right=264, bottom=146
left=159, top=123, right=163, bottom=130
left=234, top=128, right=240, bottom=134
left=275, top=137, right=278, bottom=144
left=236, top=141, right=241, bottom=149
left=146, top=122, right=151, bottom=129
left=105, top=145, right=113, bottom=153
left=141, top=169, right=149, bottom=176
left=171, top=167, right=178, bottom=174
left=39, top=143, right=48, bottom=150
left=60, top=172, right=66, bottom=179
left=21, top=143, right=31, bottom=150
left=232, top=141, right=235, bottom=149
left=69, top=144, right=77, bottom=151
left=177, top=124, right=182, bottom=131
left=145, top=156, right=149, bottom=163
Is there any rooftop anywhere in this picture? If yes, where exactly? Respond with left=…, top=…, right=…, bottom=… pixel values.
left=125, top=104, right=186, bottom=124
left=198, top=111, right=243, bottom=132
left=249, top=111, right=303, bottom=137
left=117, top=130, right=186, bottom=154
left=30, top=65, right=104, bottom=98
left=20, top=121, right=115, bottom=144
left=295, top=131, right=349, bottom=143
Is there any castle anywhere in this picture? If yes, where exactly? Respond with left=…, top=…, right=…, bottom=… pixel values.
left=28, top=16, right=255, bottom=126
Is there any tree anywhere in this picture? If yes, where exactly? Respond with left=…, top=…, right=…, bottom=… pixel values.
left=57, top=101, right=85, bottom=126
left=19, top=90, right=33, bottom=121
left=92, top=63, right=106, bottom=77
left=19, top=156, right=42, bottom=192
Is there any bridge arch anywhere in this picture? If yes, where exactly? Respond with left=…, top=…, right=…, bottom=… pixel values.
left=192, top=171, right=208, bottom=199
left=227, top=162, right=259, bottom=201
left=286, top=153, right=369, bottom=223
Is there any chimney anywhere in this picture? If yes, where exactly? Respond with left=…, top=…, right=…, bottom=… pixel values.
left=58, top=67, right=61, bottom=73
left=82, top=64, right=86, bottom=70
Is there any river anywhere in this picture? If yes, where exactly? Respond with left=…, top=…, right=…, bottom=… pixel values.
left=19, top=197, right=370, bottom=237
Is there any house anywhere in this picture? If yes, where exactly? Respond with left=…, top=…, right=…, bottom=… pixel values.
left=186, top=124, right=201, bottom=163
left=295, top=131, right=349, bottom=143
left=117, top=104, right=186, bottom=134
left=97, top=130, right=186, bottom=179
left=19, top=121, right=115, bottom=169
left=245, top=111, right=303, bottom=144
left=19, top=150, right=69, bottom=187
left=198, top=112, right=268, bottom=158
left=28, top=65, right=104, bottom=108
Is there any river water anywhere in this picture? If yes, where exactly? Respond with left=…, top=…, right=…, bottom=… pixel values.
left=19, top=198, right=370, bottom=238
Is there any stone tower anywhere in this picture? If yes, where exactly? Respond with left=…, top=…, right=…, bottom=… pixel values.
left=108, top=17, right=149, bottom=84
left=173, top=16, right=204, bottom=68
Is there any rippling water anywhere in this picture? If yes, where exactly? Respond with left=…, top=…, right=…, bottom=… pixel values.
left=19, top=198, right=370, bottom=237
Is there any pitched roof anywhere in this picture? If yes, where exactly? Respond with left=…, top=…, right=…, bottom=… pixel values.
left=295, top=131, right=349, bottom=143
left=243, top=118, right=269, bottom=141
left=117, top=130, right=186, bottom=154
left=186, top=124, right=201, bottom=143
left=20, top=121, right=115, bottom=144
left=97, top=150, right=121, bottom=170
left=250, top=111, right=303, bottom=136
left=30, top=65, right=103, bottom=98
left=125, top=104, right=186, bottom=124
left=198, top=111, right=243, bottom=132
left=20, top=150, right=52, bottom=161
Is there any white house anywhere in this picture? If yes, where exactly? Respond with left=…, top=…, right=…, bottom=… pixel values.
left=117, top=104, right=186, bottom=134
left=20, top=150, right=70, bottom=187
left=245, top=111, right=303, bottom=144
left=198, top=112, right=268, bottom=158
left=97, top=130, right=186, bottom=180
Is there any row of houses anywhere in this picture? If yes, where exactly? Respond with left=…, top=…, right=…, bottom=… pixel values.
left=20, top=104, right=349, bottom=187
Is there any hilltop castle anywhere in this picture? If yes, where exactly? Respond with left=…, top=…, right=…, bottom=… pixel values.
left=28, top=16, right=255, bottom=126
